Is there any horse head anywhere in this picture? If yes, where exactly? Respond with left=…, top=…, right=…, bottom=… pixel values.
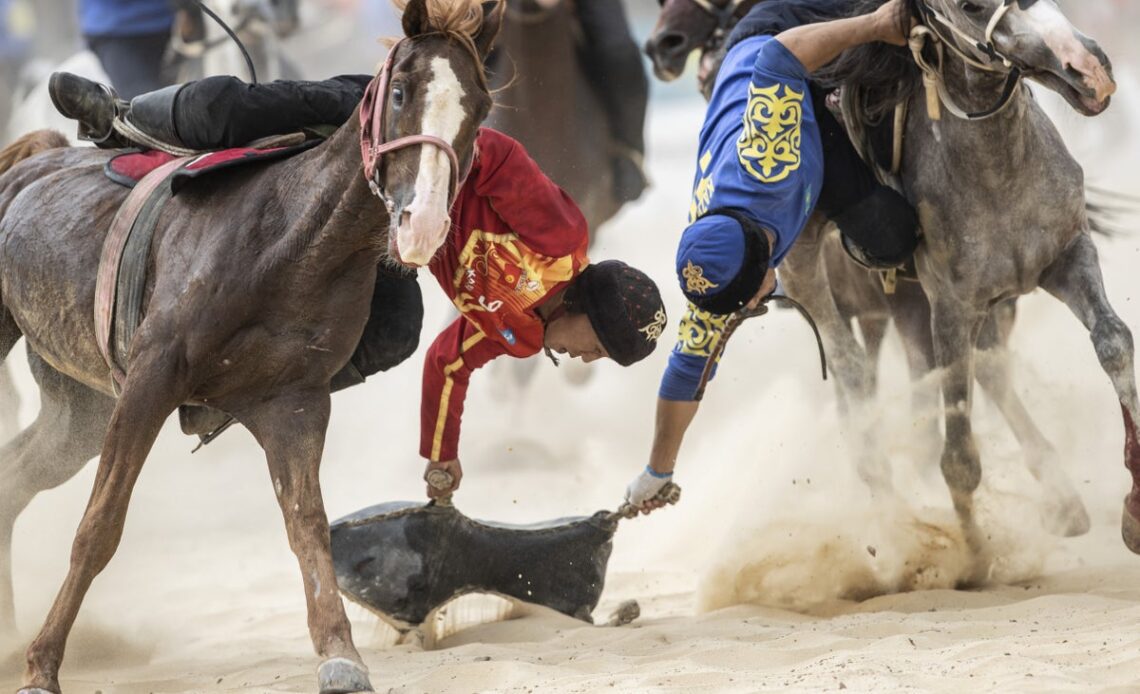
left=917, top=0, right=1115, bottom=116
left=376, top=0, right=502, bottom=267
left=645, top=0, right=758, bottom=86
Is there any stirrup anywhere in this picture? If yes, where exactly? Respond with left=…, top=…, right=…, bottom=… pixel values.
left=111, top=117, right=200, bottom=157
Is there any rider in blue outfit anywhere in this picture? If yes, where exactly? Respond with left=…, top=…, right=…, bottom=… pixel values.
left=625, top=0, right=914, bottom=511
left=78, top=0, right=175, bottom=99
left=658, top=33, right=824, bottom=403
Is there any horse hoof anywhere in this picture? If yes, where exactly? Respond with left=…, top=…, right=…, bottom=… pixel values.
left=1122, top=501, right=1140, bottom=554
left=317, top=657, right=374, bottom=694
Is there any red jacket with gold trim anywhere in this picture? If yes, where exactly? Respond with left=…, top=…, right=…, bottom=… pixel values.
left=420, top=128, right=589, bottom=462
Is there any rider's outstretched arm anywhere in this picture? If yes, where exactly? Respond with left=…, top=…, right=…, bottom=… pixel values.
left=774, top=0, right=908, bottom=73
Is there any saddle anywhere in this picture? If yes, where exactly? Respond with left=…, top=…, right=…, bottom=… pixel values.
left=95, top=141, right=318, bottom=387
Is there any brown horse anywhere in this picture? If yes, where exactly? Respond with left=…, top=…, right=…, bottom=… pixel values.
left=0, top=0, right=502, bottom=691
left=485, top=0, right=619, bottom=236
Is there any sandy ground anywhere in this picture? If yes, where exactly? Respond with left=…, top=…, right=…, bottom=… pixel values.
left=4, top=7, right=1140, bottom=693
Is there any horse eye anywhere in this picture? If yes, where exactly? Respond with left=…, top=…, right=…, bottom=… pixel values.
left=960, top=1, right=984, bottom=14
left=391, top=85, right=405, bottom=109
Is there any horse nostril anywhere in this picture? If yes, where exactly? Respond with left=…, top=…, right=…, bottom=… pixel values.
left=651, top=32, right=689, bottom=57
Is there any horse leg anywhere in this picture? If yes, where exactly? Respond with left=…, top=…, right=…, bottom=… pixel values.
left=781, top=221, right=889, bottom=493
left=974, top=301, right=1090, bottom=537
left=930, top=298, right=989, bottom=568
left=21, top=352, right=184, bottom=693
left=1037, top=233, right=1140, bottom=553
left=0, top=361, right=23, bottom=442
left=856, top=314, right=888, bottom=392
left=239, top=390, right=372, bottom=694
left=0, top=353, right=113, bottom=642
left=887, top=283, right=943, bottom=471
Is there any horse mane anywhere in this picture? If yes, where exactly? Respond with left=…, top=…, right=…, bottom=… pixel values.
left=816, top=0, right=923, bottom=123
left=392, top=0, right=491, bottom=39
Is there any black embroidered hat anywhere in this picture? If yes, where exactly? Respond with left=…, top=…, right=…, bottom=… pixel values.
left=566, top=260, right=667, bottom=366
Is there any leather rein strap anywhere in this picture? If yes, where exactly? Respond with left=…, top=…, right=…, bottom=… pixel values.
left=360, top=35, right=475, bottom=206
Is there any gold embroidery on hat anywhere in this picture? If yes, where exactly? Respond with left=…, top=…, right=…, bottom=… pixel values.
left=682, top=260, right=719, bottom=296
left=639, top=308, right=668, bottom=342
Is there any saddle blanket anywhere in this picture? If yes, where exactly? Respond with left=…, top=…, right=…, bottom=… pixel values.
left=104, top=141, right=317, bottom=190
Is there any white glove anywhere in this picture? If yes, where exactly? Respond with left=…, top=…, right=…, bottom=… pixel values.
left=625, top=466, right=674, bottom=507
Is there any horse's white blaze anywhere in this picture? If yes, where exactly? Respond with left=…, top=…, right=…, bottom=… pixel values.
left=1022, top=1, right=1116, bottom=102
left=397, top=56, right=467, bottom=266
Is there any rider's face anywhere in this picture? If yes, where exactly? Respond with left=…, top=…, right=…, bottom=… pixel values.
left=543, top=313, right=609, bottom=363
left=746, top=266, right=778, bottom=310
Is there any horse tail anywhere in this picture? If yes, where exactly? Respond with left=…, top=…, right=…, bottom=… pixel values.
left=0, top=130, right=69, bottom=176
left=1086, top=185, right=1140, bottom=238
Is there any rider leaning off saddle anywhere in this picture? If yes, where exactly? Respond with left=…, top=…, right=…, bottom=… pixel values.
left=49, top=53, right=666, bottom=500
left=625, top=0, right=919, bottom=511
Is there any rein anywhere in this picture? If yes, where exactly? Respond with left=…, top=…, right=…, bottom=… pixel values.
left=359, top=34, right=483, bottom=209
left=692, top=295, right=828, bottom=402
left=909, top=0, right=1034, bottom=121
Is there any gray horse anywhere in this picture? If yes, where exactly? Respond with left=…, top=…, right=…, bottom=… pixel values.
left=647, top=0, right=1091, bottom=539
left=787, top=0, right=1130, bottom=563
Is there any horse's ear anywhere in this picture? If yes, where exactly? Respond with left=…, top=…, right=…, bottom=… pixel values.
left=474, top=0, right=505, bottom=60
left=402, top=0, right=430, bottom=37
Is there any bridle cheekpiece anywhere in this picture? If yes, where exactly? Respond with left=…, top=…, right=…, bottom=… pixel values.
left=359, top=35, right=479, bottom=210
left=910, top=0, right=1038, bottom=120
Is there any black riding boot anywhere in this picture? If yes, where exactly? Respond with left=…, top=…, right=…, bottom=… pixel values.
left=573, top=0, right=649, bottom=203
left=49, top=71, right=188, bottom=150
left=48, top=71, right=129, bottom=147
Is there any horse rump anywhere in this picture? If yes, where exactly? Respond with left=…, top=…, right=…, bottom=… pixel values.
left=0, top=130, right=69, bottom=175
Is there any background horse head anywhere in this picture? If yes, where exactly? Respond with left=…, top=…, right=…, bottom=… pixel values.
left=484, top=0, right=621, bottom=238
left=646, top=0, right=759, bottom=89
left=378, top=0, right=501, bottom=267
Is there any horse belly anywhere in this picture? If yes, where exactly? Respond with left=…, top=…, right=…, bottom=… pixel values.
left=0, top=164, right=125, bottom=393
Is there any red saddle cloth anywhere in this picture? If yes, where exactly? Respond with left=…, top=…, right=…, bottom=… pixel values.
left=105, top=142, right=317, bottom=190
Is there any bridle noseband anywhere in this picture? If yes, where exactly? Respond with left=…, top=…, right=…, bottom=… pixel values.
left=359, top=35, right=481, bottom=211
left=911, top=0, right=1039, bottom=120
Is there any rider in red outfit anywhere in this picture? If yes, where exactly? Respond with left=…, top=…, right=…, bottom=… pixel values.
left=423, top=128, right=589, bottom=463
left=420, top=127, right=666, bottom=494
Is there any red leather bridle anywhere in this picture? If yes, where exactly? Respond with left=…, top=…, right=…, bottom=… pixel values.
left=359, top=34, right=479, bottom=209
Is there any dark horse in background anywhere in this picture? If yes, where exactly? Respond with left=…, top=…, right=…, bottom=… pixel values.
left=0, top=0, right=503, bottom=691
left=485, top=0, right=627, bottom=237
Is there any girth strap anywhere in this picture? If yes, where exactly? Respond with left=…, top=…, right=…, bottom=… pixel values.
left=95, top=156, right=193, bottom=386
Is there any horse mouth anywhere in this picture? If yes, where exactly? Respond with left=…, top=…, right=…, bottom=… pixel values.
left=1027, top=69, right=1113, bottom=117
left=645, top=34, right=693, bottom=82
left=387, top=235, right=421, bottom=269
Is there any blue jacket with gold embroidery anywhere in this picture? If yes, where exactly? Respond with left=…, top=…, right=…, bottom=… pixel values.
left=661, top=34, right=823, bottom=401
